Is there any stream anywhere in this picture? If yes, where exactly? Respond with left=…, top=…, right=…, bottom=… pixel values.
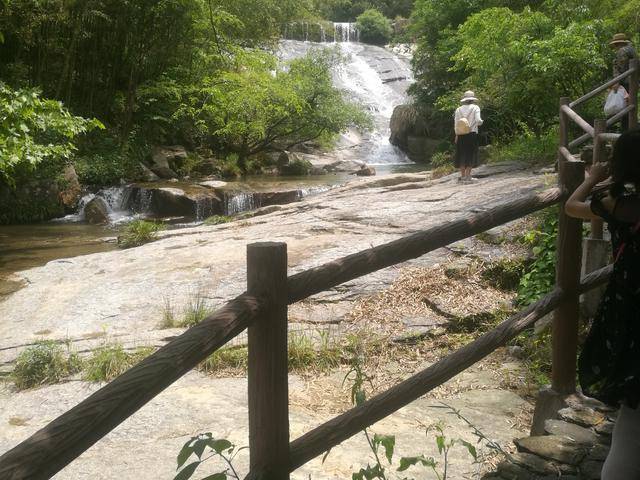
left=0, top=25, right=416, bottom=289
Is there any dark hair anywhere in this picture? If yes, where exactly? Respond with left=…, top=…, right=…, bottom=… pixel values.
left=610, top=128, right=640, bottom=197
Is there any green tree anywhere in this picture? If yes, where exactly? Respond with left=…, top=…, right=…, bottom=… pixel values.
left=176, top=48, right=371, bottom=166
left=356, top=8, right=393, bottom=45
left=0, top=83, right=101, bottom=187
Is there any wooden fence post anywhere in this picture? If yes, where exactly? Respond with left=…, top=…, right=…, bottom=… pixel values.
left=531, top=99, right=584, bottom=434
left=629, top=59, right=639, bottom=130
left=552, top=159, right=585, bottom=394
left=247, top=242, right=290, bottom=479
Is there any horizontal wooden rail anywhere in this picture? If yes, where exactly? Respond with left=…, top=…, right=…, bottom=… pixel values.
left=288, top=263, right=612, bottom=470
left=599, top=132, right=621, bottom=143
left=569, top=105, right=634, bottom=149
left=0, top=294, right=263, bottom=480
left=561, top=105, right=594, bottom=136
left=570, top=67, right=637, bottom=108
left=287, top=187, right=563, bottom=304
left=559, top=146, right=576, bottom=163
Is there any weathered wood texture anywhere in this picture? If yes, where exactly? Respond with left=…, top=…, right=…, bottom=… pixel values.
left=287, top=187, right=563, bottom=304
left=288, top=287, right=565, bottom=470
left=247, top=243, right=290, bottom=479
left=561, top=105, right=595, bottom=136
left=570, top=66, right=637, bottom=108
left=629, top=59, right=639, bottom=130
left=552, top=159, right=585, bottom=394
left=0, top=294, right=262, bottom=480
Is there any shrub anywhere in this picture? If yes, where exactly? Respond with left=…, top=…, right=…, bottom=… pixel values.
left=489, top=128, right=558, bottom=166
left=356, top=9, right=393, bottom=45
left=481, top=258, right=529, bottom=291
left=516, top=208, right=558, bottom=306
left=117, top=220, right=164, bottom=248
left=218, top=154, right=242, bottom=179
left=83, top=345, right=154, bottom=382
left=12, top=341, right=81, bottom=390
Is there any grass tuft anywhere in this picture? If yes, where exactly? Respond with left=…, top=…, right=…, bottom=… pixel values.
left=83, top=345, right=154, bottom=382
left=117, top=220, right=164, bottom=248
left=12, top=341, right=81, bottom=390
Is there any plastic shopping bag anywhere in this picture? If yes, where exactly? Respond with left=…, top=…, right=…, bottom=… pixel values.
left=604, top=87, right=627, bottom=117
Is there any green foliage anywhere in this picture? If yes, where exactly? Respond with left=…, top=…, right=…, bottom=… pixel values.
left=0, top=83, right=101, bottom=187
left=117, top=220, right=164, bottom=249
left=74, top=135, right=144, bottom=185
left=201, top=346, right=248, bottom=373
left=174, top=433, right=245, bottom=480
left=315, top=0, right=414, bottom=21
left=356, top=9, right=393, bottom=45
left=12, top=341, right=81, bottom=390
left=162, top=290, right=213, bottom=328
left=488, top=127, right=558, bottom=165
left=177, top=48, right=371, bottom=162
left=511, top=328, right=552, bottom=387
left=410, top=0, right=615, bottom=150
left=516, top=207, right=558, bottom=306
left=83, top=345, right=154, bottom=382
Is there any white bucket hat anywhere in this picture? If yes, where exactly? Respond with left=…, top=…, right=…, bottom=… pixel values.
left=460, top=90, right=478, bottom=103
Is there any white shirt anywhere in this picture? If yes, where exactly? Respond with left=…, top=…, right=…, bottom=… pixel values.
left=454, top=104, right=483, bottom=133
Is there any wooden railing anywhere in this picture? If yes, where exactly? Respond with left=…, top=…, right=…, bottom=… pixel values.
left=0, top=62, right=637, bottom=480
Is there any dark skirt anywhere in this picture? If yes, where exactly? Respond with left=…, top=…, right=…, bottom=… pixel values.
left=455, top=132, right=479, bottom=168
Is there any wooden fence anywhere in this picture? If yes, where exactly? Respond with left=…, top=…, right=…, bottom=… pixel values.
left=0, top=61, right=637, bottom=479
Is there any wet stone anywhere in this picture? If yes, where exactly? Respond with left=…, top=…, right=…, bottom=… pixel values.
left=558, top=407, right=605, bottom=428
left=515, top=435, right=588, bottom=465
left=544, top=419, right=599, bottom=445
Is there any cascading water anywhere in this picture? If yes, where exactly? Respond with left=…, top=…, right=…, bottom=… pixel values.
left=278, top=32, right=413, bottom=165
left=224, top=192, right=260, bottom=216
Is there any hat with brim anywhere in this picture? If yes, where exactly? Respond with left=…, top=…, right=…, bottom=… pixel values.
left=460, top=90, right=478, bottom=103
left=610, top=33, right=631, bottom=46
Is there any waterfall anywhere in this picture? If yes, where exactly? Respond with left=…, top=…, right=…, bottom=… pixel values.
left=278, top=39, right=413, bottom=165
left=334, top=22, right=358, bottom=43
left=224, top=192, right=261, bottom=216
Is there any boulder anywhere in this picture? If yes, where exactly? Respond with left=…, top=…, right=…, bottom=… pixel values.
left=324, top=160, right=364, bottom=173
left=389, top=104, right=449, bottom=163
left=258, top=190, right=302, bottom=207
left=354, top=165, right=376, bottom=177
left=124, top=183, right=223, bottom=219
left=84, top=197, right=110, bottom=224
left=139, top=162, right=160, bottom=182
left=59, top=164, right=82, bottom=211
left=149, top=146, right=187, bottom=179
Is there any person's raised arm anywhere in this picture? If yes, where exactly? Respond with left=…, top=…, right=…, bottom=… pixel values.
left=565, top=163, right=609, bottom=220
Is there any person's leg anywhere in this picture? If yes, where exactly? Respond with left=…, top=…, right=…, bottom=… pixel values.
left=601, top=404, right=640, bottom=480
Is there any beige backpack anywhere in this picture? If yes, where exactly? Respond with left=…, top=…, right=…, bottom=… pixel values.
left=455, top=108, right=472, bottom=136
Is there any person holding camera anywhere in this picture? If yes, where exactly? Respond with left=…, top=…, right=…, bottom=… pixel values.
left=566, top=128, right=640, bottom=479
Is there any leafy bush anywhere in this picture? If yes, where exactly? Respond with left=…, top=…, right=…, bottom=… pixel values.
left=356, top=9, right=393, bottom=45
left=488, top=127, right=558, bottom=165
left=481, top=258, right=529, bottom=291
left=516, top=207, right=558, bottom=306
left=0, top=83, right=102, bottom=187
left=117, top=220, right=164, bottom=248
left=12, top=341, right=81, bottom=390
left=83, top=345, right=154, bottom=382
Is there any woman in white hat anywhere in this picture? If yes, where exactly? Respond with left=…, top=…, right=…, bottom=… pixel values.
left=454, top=90, right=483, bottom=183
